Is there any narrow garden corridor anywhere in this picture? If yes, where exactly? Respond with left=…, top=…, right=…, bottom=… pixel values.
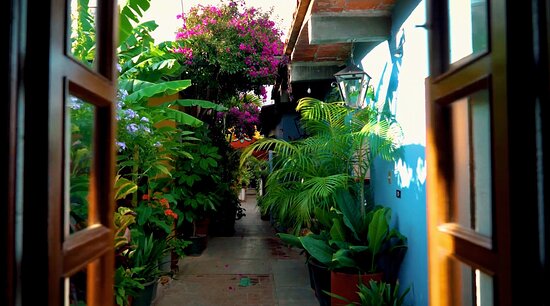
left=154, top=189, right=319, bottom=306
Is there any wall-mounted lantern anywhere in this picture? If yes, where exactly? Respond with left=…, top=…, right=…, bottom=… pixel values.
left=334, top=64, right=371, bottom=108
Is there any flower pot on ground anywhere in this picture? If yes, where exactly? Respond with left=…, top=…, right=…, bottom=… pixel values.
left=184, top=235, right=208, bottom=256
left=117, top=233, right=170, bottom=306
left=308, top=258, right=331, bottom=306
left=331, top=279, right=412, bottom=306
left=131, top=279, right=158, bottom=306
left=277, top=190, right=408, bottom=306
left=194, top=217, right=210, bottom=236
left=329, top=271, right=383, bottom=306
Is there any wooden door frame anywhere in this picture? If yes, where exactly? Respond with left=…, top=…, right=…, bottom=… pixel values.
left=3, top=0, right=118, bottom=305
left=426, top=0, right=549, bottom=304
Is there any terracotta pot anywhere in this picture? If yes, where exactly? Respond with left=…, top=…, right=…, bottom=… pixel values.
left=330, top=270, right=383, bottom=306
left=194, top=218, right=210, bottom=236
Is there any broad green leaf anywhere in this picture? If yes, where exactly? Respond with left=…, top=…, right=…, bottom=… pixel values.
left=336, top=190, right=363, bottom=240
left=172, top=99, right=228, bottom=112
left=119, top=0, right=152, bottom=45
left=276, top=233, right=303, bottom=249
left=300, top=235, right=334, bottom=265
left=149, top=218, right=171, bottom=234
left=114, top=176, right=137, bottom=200
left=329, top=217, right=347, bottom=242
left=367, top=208, right=390, bottom=257
left=120, top=79, right=191, bottom=103
left=152, top=164, right=172, bottom=177
left=137, top=205, right=152, bottom=225
left=348, top=245, right=369, bottom=253
left=164, top=108, right=203, bottom=127
left=331, top=249, right=357, bottom=269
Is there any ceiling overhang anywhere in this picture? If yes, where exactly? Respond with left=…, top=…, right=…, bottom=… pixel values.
left=309, top=15, right=391, bottom=44
left=283, top=0, right=396, bottom=83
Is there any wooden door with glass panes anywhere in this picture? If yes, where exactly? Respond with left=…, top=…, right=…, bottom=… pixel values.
left=13, top=0, right=118, bottom=305
left=426, top=0, right=548, bottom=305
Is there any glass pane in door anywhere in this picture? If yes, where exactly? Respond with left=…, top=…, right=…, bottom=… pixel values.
left=447, top=89, right=492, bottom=238
left=69, top=0, right=98, bottom=68
left=65, top=263, right=89, bottom=306
left=448, top=257, right=494, bottom=306
left=448, top=0, right=488, bottom=63
left=66, top=95, right=95, bottom=235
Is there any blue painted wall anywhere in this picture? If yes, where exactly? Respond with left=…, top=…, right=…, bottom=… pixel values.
left=274, top=113, right=302, bottom=141
left=360, top=1, right=428, bottom=305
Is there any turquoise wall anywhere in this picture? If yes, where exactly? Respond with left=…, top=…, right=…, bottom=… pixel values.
left=360, top=1, right=428, bottom=305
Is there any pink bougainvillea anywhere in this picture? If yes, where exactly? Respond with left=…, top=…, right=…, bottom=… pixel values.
left=172, top=0, right=287, bottom=104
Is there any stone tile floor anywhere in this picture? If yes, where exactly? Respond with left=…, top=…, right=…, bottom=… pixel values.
left=153, top=189, right=319, bottom=306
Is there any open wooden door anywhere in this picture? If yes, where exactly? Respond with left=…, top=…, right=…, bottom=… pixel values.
left=4, top=0, right=118, bottom=305
left=426, top=0, right=549, bottom=305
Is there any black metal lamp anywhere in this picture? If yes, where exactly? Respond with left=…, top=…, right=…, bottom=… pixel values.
left=334, top=64, right=371, bottom=108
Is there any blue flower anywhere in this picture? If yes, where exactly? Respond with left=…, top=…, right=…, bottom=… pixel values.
left=140, top=125, right=151, bottom=133
left=123, top=109, right=137, bottom=119
left=116, top=141, right=127, bottom=152
left=126, top=123, right=138, bottom=134
left=68, top=96, right=82, bottom=110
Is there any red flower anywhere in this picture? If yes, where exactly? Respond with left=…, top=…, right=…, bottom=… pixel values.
left=142, top=194, right=149, bottom=200
left=164, top=209, right=178, bottom=219
left=159, top=198, right=169, bottom=208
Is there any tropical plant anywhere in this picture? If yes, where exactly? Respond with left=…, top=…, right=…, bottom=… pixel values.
left=241, top=97, right=403, bottom=232
left=329, top=279, right=411, bottom=306
left=125, top=233, right=168, bottom=284
left=170, top=125, right=221, bottom=224
left=278, top=190, right=407, bottom=276
left=114, top=266, right=144, bottom=306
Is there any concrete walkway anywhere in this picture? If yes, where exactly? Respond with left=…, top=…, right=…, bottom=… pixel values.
left=154, top=189, right=319, bottom=306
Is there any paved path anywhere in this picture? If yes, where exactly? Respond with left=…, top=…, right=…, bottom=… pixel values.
left=154, top=189, right=319, bottom=306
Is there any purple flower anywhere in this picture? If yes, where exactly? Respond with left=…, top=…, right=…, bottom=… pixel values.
left=123, top=109, right=137, bottom=119
left=126, top=123, right=138, bottom=134
left=140, top=124, right=151, bottom=133
left=116, top=141, right=126, bottom=152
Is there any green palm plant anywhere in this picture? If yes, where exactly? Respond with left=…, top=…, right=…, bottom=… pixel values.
left=241, top=97, right=403, bottom=233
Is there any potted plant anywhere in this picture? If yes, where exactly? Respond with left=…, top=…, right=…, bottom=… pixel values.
left=280, top=189, right=408, bottom=306
left=126, top=233, right=170, bottom=306
left=277, top=187, right=409, bottom=303
left=330, top=279, right=412, bottom=306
